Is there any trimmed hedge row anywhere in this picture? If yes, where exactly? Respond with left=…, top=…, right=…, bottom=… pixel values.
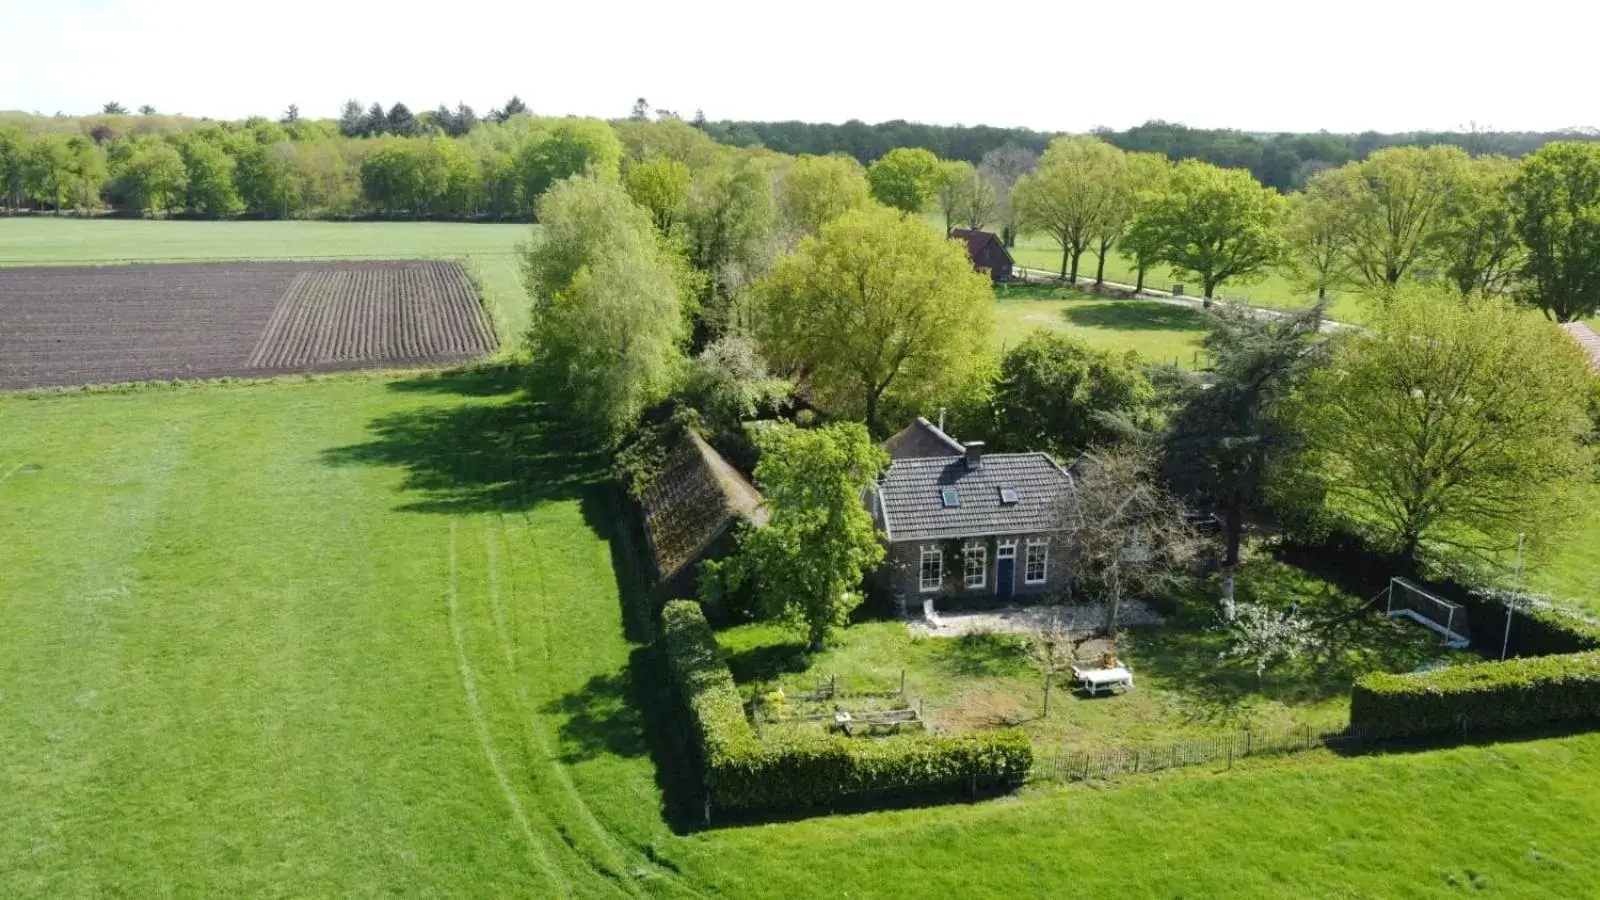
left=660, top=600, right=1033, bottom=812
left=1350, top=652, right=1600, bottom=738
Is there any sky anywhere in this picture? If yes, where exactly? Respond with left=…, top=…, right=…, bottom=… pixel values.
left=2, top=0, right=1596, bottom=135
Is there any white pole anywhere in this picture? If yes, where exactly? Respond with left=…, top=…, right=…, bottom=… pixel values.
left=1503, top=533, right=1525, bottom=661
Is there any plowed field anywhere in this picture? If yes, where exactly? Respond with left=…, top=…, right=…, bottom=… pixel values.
left=0, top=260, right=495, bottom=389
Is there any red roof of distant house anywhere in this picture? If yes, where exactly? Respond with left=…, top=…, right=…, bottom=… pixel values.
left=1561, top=322, right=1600, bottom=370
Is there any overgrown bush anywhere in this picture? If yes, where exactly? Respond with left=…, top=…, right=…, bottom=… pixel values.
left=660, top=600, right=1033, bottom=814
left=1351, top=652, right=1600, bottom=738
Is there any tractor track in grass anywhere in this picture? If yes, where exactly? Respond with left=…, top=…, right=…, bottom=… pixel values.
left=491, top=511, right=704, bottom=898
left=445, top=521, right=573, bottom=898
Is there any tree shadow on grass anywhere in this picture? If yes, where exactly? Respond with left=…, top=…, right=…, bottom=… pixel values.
left=1123, top=604, right=1451, bottom=725
left=1062, top=302, right=1206, bottom=332
left=928, top=632, right=1030, bottom=679
left=724, top=641, right=810, bottom=685
left=320, top=366, right=606, bottom=514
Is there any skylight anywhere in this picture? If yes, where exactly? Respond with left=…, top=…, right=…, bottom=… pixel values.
left=941, top=488, right=961, bottom=508
left=999, top=487, right=1019, bottom=505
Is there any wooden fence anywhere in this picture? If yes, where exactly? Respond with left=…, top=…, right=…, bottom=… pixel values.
left=1031, top=724, right=1373, bottom=783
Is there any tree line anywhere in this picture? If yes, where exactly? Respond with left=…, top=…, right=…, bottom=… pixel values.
left=699, top=116, right=1600, bottom=191
left=988, top=135, right=1600, bottom=323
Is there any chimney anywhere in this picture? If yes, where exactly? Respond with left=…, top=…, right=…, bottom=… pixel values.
left=938, top=407, right=947, bottom=432
left=964, top=441, right=984, bottom=470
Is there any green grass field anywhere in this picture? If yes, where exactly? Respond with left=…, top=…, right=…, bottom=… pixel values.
left=5, top=220, right=1600, bottom=897
left=993, top=283, right=1207, bottom=366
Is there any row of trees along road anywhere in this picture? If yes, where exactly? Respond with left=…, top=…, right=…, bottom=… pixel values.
left=1002, top=135, right=1600, bottom=322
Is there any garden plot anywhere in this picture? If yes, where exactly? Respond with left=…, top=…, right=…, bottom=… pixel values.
left=0, top=260, right=494, bottom=389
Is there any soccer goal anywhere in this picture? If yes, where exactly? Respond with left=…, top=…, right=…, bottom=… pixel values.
left=1385, top=577, right=1471, bottom=649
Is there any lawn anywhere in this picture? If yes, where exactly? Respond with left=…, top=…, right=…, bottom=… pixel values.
left=0, top=218, right=534, bottom=348
left=993, top=282, right=1207, bottom=367
left=717, top=559, right=1460, bottom=755
left=1524, top=481, right=1600, bottom=615
left=5, top=219, right=1600, bottom=897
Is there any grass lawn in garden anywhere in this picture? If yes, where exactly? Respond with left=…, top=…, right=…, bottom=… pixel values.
left=993, top=282, right=1208, bottom=367
left=716, top=559, right=1461, bottom=756
left=0, top=217, right=534, bottom=346
left=1524, top=481, right=1600, bottom=616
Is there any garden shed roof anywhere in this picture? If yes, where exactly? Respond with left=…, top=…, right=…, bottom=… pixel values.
left=640, top=431, right=768, bottom=581
left=882, top=416, right=965, bottom=460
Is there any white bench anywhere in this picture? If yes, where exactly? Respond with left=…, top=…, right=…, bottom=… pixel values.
left=1072, top=665, right=1134, bottom=696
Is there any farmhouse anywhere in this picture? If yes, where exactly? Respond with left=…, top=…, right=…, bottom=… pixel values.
left=950, top=228, right=1015, bottom=283
left=871, top=419, right=1076, bottom=602
left=639, top=430, right=768, bottom=596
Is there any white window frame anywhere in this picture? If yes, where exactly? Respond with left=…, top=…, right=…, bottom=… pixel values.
left=1024, top=539, right=1049, bottom=585
left=997, top=539, right=1018, bottom=560
left=962, top=542, right=987, bottom=589
left=919, top=546, right=943, bottom=592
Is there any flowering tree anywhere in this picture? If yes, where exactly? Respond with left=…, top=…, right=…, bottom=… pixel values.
left=1218, top=594, right=1313, bottom=689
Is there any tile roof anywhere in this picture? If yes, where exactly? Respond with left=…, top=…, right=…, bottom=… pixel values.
left=1562, top=322, right=1600, bottom=370
left=877, top=452, right=1075, bottom=542
left=882, top=416, right=965, bottom=460
left=641, top=432, right=768, bottom=581
left=950, top=228, right=1014, bottom=266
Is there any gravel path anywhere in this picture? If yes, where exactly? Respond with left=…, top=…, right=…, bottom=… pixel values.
left=906, top=599, right=1163, bottom=637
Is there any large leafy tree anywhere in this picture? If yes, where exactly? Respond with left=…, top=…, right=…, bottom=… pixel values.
left=778, top=153, right=870, bottom=236
left=944, top=162, right=996, bottom=232
left=935, top=159, right=976, bottom=235
left=1428, top=155, right=1522, bottom=298
left=715, top=423, right=887, bottom=650
left=1125, top=159, right=1284, bottom=300
left=117, top=142, right=187, bottom=215
left=1120, top=153, right=1173, bottom=293
left=1332, top=145, right=1470, bottom=293
left=518, top=118, right=623, bottom=204
left=755, top=205, right=993, bottom=434
left=988, top=332, right=1156, bottom=457
left=1013, top=136, right=1125, bottom=282
left=1280, top=287, right=1593, bottom=566
left=1165, top=301, right=1328, bottom=568
left=682, top=150, right=781, bottom=330
left=177, top=136, right=240, bottom=216
left=522, top=175, right=689, bottom=445
left=865, top=147, right=942, bottom=215
left=1512, top=141, right=1600, bottom=322
left=624, top=157, right=691, bottom=234
left=1281, top=169, right=1355, bottom=302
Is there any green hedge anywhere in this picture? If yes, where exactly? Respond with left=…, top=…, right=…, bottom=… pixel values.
left=1350, top=652, right=1600, bottom=739
left=660, top=600, right=1033, bottom=812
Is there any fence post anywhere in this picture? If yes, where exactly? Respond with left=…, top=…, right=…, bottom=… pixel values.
left=1227, top=745, right=1234, bottom=769
left=900, top=669, right=906, bottom=697
left=1245, top=731, right=1252, bottom=756
left=1133, top=749, right=1141, bottom=773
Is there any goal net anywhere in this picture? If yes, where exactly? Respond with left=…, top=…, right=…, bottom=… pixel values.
left=1385, top=577, right=1471, bottom=649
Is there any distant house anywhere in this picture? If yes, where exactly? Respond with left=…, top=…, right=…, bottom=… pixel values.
left=870, top=419, right=1076, bottom=604
left=1562, top=322, right=1600, bottom=370
left=639, top=431, right=768, bottom=597
left=950, top=228, right=1015, bottom=283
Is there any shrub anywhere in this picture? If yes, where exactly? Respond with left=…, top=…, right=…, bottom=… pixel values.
left=1351, top=652, right=1600, bottom=739
left=660, top=600, right=1033, bottom=813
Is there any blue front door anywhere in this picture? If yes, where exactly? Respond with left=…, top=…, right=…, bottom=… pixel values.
left=996, top=543, right=1016, bottom=600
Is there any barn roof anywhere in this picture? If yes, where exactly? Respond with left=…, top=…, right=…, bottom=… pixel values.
left=950, top=228, right=1014, bottom=265
left=640, top=431, right=768, bottom=581
left=1562, top=322, right=1600, bottom=370
left=882, top=416, right=965, bottom=461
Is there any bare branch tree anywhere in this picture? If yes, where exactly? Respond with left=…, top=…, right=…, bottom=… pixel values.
left=1057, top=445, right=1205, bottom=633
left=1023, top=606, right=1076, bottom=716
